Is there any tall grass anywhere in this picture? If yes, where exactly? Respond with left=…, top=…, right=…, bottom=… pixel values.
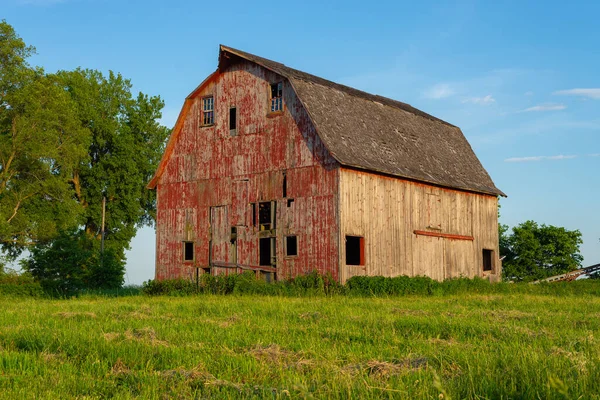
left=140, top=271, right=600, bottom=298
left=0, top=283, right=599, bottom=398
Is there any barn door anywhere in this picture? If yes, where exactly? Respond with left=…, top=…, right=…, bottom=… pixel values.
left=210, top=206, right=230, bottom=264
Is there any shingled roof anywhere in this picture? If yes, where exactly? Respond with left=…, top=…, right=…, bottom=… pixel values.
left=220, top=45, right=504, bottom=197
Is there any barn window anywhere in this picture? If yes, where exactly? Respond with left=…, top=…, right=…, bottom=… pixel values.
left=282, top=172, right=287, bottom=198
left=230, top=226, right=237, bottom=244
left=346, top=236, right=364, bottom=266
left=483, top=249, right=493, bottom=272
left=260, top=237, right=276, bottom=266
left=183, top=241, right=194, bottom=262
left=229, top=107, right=237, bottom=135
left=259, top=201, right=276, bottom=231
left=286, top=236, right=297, bottom=257
left=202, top=96, right=214, bottom=125
left=270, top=82, right=283, bottom=112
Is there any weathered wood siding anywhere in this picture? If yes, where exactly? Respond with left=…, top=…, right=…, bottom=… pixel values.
left=339, top=168, right=500, bottom=282
left=155, top=60, right=340, bottom=281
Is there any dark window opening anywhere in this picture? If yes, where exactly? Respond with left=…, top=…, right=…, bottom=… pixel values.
left=229, top=107, right=237, bottom=132
left=483, top=249, right=493, bottom=272
left=183, top=241, right=194, bottom=262
left=259, top=201, right=276, bottom=230
left=202, top=96, right=214, bottom=125
left=230, top=226, right=237, bottom=244
left=287, top=198, right=294, bottom=207
left=270, top=82, right=283, bottom=112
left=260, top=237, right=275, bottom=266
left=346, top=236, right=364, bottom=266
left=282, top=172, right=287, bottom=198
left=202, top=267, right=211, bottom=275
left=251, top=203, right=256, bottom=226
left=286, top=236, right=297, bottom=257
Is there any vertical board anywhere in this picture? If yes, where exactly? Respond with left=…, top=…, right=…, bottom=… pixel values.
left=210, top=206, right=230, bottom=263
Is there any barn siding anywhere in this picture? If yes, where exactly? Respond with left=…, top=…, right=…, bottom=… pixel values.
left=155, top=61, right=340, bottom=281
left=339, top=168, right=500, bottom=282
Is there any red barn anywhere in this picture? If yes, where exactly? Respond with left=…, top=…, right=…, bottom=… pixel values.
left=148, top=46, right=505, bottom=283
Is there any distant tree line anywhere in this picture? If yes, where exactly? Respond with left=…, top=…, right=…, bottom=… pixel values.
left=0, top=21, right=169, bottom=293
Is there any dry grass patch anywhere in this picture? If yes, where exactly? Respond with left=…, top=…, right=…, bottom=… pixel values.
left=550, top=347, right=588, bottom=373
left=111, top=358, right=131, bottom=375
left=54, top=312, right=96, bottom=319
left=343, top=357, right=428, bottom=378
left=391, top=308, right=429, bottom=316
left=103, top=327, right=169, bottom=347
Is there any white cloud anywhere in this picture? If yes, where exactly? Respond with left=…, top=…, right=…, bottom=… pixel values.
left=504, top=154, right=578, bottom=162
left=423, top=83, right=455, bottom=99
left=589, top=153, right=600, bottom=157
left=524, top=91, right=534, bottom=96
left=522, top=104, right=566, bottom=112
left=462, top=95, right=495, bottom=105
left=554, top=88, right=600, bottom=99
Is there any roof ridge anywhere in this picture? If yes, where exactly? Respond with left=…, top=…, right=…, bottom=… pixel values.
left=220, top=45, right=455, bottom=128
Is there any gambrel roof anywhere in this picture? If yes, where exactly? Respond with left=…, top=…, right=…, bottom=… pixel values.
left=150, top=45, right=504, bottom=197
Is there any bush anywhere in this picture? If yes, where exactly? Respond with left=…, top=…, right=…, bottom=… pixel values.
left=0, top=270, right=44, bottom=297
left=141, top=278, right=198, bottom=296
left=140, top=271, right=600, bottom=298
left=23, top=230, right=125, bottom=297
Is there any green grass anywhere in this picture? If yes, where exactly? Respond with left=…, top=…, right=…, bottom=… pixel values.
left=0, top=287, right=599, bottom=399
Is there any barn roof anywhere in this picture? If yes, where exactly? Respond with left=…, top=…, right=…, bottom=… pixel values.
left=220, top=46, right=504, bottom=197
left=150, top=46, right=504, bottom=197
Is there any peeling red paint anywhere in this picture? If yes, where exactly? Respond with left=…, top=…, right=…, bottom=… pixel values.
left=154, top=60, right=340, bottom=281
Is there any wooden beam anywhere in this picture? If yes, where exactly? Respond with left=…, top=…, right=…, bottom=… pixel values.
left=413, top=230, right=474, bottom=241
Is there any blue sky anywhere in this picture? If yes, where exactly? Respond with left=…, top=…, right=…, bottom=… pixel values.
left=3, top=0, right=599, bottom=283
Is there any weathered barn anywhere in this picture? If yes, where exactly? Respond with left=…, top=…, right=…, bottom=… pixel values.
left=148, top=45, right=505, bottom=283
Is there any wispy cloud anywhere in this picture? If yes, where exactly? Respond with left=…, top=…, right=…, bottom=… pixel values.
left=554, top=88, right=600, bottom=99
left=524, top=91, right=534, bottom=96
left=462, top=95, right=495, bottom=105
left=522, top=104, right=566, bottom=112
left=504, top=154, right=578, bottom=162
left=423, top=83, right=455, bottom=99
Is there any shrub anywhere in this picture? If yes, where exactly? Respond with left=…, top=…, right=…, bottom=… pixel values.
left=0, top=270, right=44, bottom=297
left=23, top=230, right=125, bottom=296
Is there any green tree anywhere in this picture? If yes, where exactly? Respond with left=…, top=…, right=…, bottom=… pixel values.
left=23, top=230, right=124, bottom=295
left=56, top=68, right=170, bottom=264
left=501, top=220, right=583, bottom=282
left=1, top=20, right=169, bottom=290
left=0, top=21, right=89, bottom=254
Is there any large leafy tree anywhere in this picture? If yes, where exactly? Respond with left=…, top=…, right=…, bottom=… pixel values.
left=1, top=20, right=169, bottom=289
left=501, top=220, right=583, bottom=282
left=0, top=21, right=88, bottom=253
left=57, top=69, right=170, bottom=263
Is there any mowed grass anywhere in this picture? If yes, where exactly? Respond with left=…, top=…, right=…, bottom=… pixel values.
left=0, top=290, right=599, bottom=399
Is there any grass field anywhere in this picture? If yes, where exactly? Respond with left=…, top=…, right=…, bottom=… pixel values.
left=1, top=288, right=599, bottom=399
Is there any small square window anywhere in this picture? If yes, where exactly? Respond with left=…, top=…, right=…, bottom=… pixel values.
left=202, top=96, right=214, bottom=125
left=183, top=241, right=194, bottom=262
left=270, top=82, right=283, bottom=112
left=286, top=236, right=297, bottom=257
left=346, top=236, right=364, bottom=266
